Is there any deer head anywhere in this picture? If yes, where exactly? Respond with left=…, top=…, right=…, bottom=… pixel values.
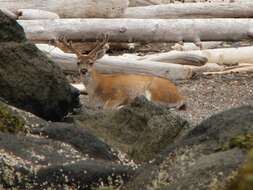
left=59, top=34, right=109, bottom=85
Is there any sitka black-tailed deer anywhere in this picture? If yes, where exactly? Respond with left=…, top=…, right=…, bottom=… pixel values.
left=58, top=35, right=186, bottom=110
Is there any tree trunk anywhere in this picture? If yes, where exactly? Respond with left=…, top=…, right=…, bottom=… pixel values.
left=0, top=0, right=129, bottom=18
left=123, top=3, right=253, bottom=19
left=18, top=19, right=253, bottom=43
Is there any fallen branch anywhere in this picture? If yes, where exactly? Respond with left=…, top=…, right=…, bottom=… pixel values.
left=123, top=2, right=253, bottom=19
left=18, top=19, right=253, bottom=43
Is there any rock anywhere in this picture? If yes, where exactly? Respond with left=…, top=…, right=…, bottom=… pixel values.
left=75, top=96, right=189, bottom=162
left=223, top=149, right=253, bottom=190
left=0, top=101, right=134, bottom=189
left=122, top=106, right=253, bottom=190
left=0, top=132, right=134, bottom=189
left=0, top=11, right=79, bottom=121
left=31, top=122, right=118, bottom=161
left=34, top=160, right=133, bottom=189
left=0, top=101, right=26, bottom=133
left=0, top=10, right=25, bottom=42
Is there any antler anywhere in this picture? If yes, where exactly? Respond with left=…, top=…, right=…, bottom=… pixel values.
left=58, top=36, right=82, bottom=58
left=88, top=34, right=109, bottom=60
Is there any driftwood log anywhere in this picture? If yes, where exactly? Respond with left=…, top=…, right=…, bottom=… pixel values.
left=17, top=9, right=59, bottom=20
left=18, top=19, right=253, bottom=43
left=0, top=0, right=129, bottom=18
left=123, top=3, right=253, bottom=19
left=37, top=44, right=192, bottom=80
left=141, top=46, right=253, bottom=65
left=172, top=41, right=224, bottom=51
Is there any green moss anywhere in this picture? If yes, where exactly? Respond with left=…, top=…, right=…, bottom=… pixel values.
left=0, top=103, right=25, bottom=133
left=222, top=149, right=253, bottom=190
left=220, top=133, right=253, bottom=151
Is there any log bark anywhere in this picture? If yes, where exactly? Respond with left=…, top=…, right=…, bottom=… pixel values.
left=123, top=3, right=253, bottom=19
left=18, top=19, right=253, bottom=43
left=142, top=46, right=253, bottom=65
left=17, top=9, right=59, bottom=20
left=0, top=0, right=129, bottom=18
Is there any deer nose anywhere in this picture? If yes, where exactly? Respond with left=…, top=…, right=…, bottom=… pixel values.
left=80, top=68, right=88, bottom=74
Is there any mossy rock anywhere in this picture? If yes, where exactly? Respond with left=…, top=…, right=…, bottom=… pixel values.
left=224, top=149, right=253, bottom=190
left=221, top=133, right=253, bottom=151
left=0, top=102, right=25, bottom=133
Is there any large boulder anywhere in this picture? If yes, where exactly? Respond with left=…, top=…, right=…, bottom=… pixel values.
left=75, top=96, right=189, bottom=162
left=123, top=106, right=253, bottom=190
left=0, top=11, right=79, bottom=121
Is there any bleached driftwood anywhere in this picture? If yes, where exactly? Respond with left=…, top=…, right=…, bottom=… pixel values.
left=0, top=0, right=129, bottom=18
left=129, top=0, right=169, bottom=6
left=18, top=19, right=253, bottom=43
left=95, top=57, right=192, bottom=80
left=70, top=83, right=87, bottom=95
left=17, top=9, right=59, bottom=20
left=123, top=3, right=253, bottom=19
left=1, top=8, right=17, bottom=19
left=191, top=63, right=225, bottom=74
left=142, top=46, right=253, bottom=65
left=204, top=64, right=253, bottom=75
left=172, top=42, right=224, bottom=51
left=37, top=44, right=192, bottom=80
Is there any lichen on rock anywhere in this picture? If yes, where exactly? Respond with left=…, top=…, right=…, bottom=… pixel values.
left=0, top=102, right=25, bottom=133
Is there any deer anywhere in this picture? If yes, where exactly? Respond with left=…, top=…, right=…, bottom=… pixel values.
left=57, top=35, right=186, bottom=110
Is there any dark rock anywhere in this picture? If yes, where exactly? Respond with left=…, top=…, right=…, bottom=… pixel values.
left=0, top=102, right=134, bottom=189
left=122, top=106, right=253, bottom=190
left=0, top=11, right=80, bottom=121
left=0, top=132, right=134, bottom=189
left=31, top=122, right=118, bottom=161
left=0, top=10, right=26, bottom=42
left=76, top=96, right=189, bottom=162
left=34, top=160, right=134, bottom=189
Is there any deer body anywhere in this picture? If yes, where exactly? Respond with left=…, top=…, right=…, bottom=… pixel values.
left=58, top=35, right=186, bottom=110
left=86, top=69, right=185, bottom=109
